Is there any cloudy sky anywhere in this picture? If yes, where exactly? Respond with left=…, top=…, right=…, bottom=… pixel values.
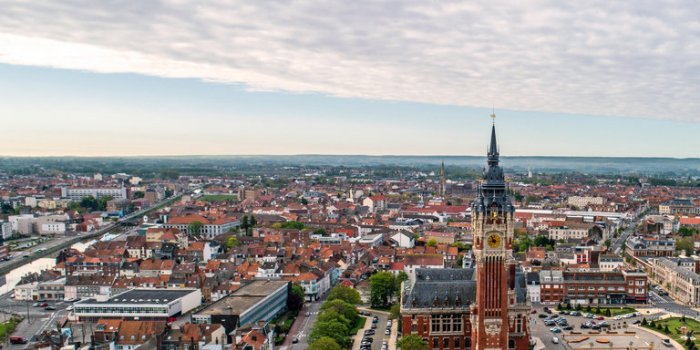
left=1, top=1, right=699, bottom=157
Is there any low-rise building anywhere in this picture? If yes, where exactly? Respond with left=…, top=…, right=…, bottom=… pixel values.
left=74, top=288, right=202, bottom=322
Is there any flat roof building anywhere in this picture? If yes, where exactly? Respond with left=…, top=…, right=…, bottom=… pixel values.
left=74, top=288, right=201, bottom=322
left=192, top=280, right=288, bottom=341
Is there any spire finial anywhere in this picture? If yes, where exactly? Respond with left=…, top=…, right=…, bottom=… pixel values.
left=490, top=107, right=496, bottom=124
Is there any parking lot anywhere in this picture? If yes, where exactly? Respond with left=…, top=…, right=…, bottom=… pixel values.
left=530, top=304, right=670, bottom=349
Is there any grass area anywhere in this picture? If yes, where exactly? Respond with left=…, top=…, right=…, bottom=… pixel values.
left=642, top=316, right=700, bottom=349
left=558, top=305, right=637, bottom=317
left=0, top=317, right=21, bottom=341
left=199, top=194, right=237, bottom=202
left=350, top=317, right=367, bottom=335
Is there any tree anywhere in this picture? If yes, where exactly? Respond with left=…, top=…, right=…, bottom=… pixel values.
left=426, top=239, right=438, bottom=248
left=316, top=309, right=351, bottom=327
left=225, top=236, right=239, bottom=249
left=327, top=285, right=361, bottom=305
left=98, top=195, right=114, bottom=211
left=249, top=215, right=257, bottom=227
left=677, top=238, right=694, bottom=256
left=301, top=198, right=309, bottom=205
left=370, top=272, right=396, bottom=307
left=395, top=271, right=409, bottom=294
left=314, top=228, right=327, bottom=236
left=641, top=318, right=647, bottom=326
left=79, top=195, right=99, bottom=212
left=397, top=335, right=428, bottom=350
left=288, top=284, right=305, bottom=312
left=307, top=337, right=342, bottom=350
left=188, top=221, right=204, bottom=236
left=241, top=216, right=249, bottom=231
left=309, top=320, right=349, bottom=347
left=679, top=226, right=698, bottom=237
left=320, top=299, right=359, bottom=325
left=390, top=303, right=401, bottom=320
left=132, top=191, right=145, bottom=199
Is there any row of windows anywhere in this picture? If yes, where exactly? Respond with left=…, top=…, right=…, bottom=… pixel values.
left=430, top=314, right=463, bottom=333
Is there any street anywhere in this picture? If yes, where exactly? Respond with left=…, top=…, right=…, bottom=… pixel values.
left=284, top=300, right=322, bottom=350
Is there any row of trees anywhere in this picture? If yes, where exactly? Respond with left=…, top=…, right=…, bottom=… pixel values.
left=308, top=285, right=362, bottom=350
left=67, top=195, right=114, bottom=213
left=513, top=233, right=556, bottom=253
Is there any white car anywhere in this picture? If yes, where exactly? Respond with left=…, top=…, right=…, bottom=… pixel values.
left=552, top=337, right=559, bottom=344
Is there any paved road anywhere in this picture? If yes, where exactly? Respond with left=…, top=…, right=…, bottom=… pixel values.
left=285, top=300, right=322, bottom=350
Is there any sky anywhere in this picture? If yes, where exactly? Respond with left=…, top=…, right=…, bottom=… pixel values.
left=0, top=1, right=699, bottom=158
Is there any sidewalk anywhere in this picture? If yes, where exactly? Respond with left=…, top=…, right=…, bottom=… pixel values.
left=351, top=315, right=372, bottom=350
left=631, top=325, right=684, bottom=350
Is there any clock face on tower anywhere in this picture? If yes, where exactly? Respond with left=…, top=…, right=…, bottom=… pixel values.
left=486, top=233, right=502, bottom=249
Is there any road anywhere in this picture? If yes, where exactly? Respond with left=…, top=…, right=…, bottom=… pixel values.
left=284, top=300, right=322, bottom=350
left=1, top=293, right=73, bottom=349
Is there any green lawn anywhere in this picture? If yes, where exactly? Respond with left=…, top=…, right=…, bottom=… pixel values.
left=643, top=317, right=700, bottom=349
left=0, top=317, right=21, bottom=341
left=200, top=194, right=237, bottom=202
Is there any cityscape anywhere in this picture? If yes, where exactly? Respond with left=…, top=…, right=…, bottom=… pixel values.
left=2, top=2, right=700, bottom=350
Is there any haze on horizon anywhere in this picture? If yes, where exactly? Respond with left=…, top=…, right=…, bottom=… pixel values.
left=1, top=1, right=699, bottom=158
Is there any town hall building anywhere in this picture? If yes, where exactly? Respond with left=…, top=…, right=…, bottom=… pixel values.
left=400, top=118, right=531, bottom=349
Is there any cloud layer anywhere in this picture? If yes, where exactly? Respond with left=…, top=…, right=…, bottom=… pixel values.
left=1, top=1, right=699, bottom=121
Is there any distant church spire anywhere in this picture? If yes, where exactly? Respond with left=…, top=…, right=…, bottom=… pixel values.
left=488, top=112, right=499, bottom=167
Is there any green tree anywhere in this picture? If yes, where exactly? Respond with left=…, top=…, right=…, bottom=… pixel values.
left=288, top=284, right=305, bottom=312
left=307, top=337, right=342, bottom=350
left=309, top=320, right=349, bottom=347
left=426, top=239, right=438, bottom=247
left=314, top=228, right=328, bottom=236
left=301, top=198, right=309, bottom=205
left=370, top=272, right=396, bottom=307
left=327, top=285, right=361, bottom=305
left=241, top=216, right=249, bottom=231
left=395, top=271, right=409, bottom=294
left=225, top=236, right=239, bottom=249
left=320, top=299, right=359, bottom=325
left=79, top=195, right=99, bottom=212
left=397, top=334, right=428, bottom=350
left=97, top=195, right=114, bottom=211
left=132, top=191, right=145, bottom=199
left=680, top=226, right=700, bottom=237
left=390, top=303, right=401, bottom=320
left=188, top=221, right=204, bottom=236
left=316, top=309, right=351, bottom=327
left=249, top=215, right=257, bottom=227
left=677, top=238, right=694, bottom=256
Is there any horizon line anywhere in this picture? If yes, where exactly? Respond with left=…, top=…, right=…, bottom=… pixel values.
left=1, top=154, right=698, bottom=160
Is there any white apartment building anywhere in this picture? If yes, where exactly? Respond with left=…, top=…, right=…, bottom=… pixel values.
left=61, top=187, right=127, bottom=200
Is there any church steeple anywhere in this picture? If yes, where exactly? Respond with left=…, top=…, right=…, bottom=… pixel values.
left=488, top=113, right=499, bottom=167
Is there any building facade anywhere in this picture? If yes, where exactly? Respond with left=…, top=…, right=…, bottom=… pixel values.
left=400, top=121, right=530, bottom=350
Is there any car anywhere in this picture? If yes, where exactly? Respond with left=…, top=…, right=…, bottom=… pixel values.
left=44, top=306, right=56, bottom=311
left=531, top=309, right=537, bottom=314
left=538, top=314, right=548, bottom=318
left=364, top=330, right=375, bottom=335
left=544, top=321, right=555, bottom=327
left=552, top=336, right=559, bottom=344
left=10, top=336, right=28, bottom=344
left=596, top=316, right=605, bottom=320
left=385, top=329, right=391, bottom=335
left=39, top=302, right=48, bottom=307
left=591, top=325, right=601, bottom=330
left=580, top=323, right=590, bottom=329
left=550, top=327, right=562, bottom=333
left=633, top=319, right=641, bottom=325
left=563, top=325, right=573, bottom=330
left=570, top=311, right=581, bottom=316
left=33, top=302, right=41, bottom=307
left=66, top=306, right=73, bottom=311
left=545, top=309, right=552, bottom=314
left=584, top=313, right=594, bottom=318
left=305, top=312, right=310, bottom=317
left=371, top=323, right=377, bottom=329
left=662, top=339, right=673, bottom=347
left=292, top=338, right=299, bottom=344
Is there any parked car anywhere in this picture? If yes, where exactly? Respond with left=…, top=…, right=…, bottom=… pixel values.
left=539, top=314, right=548, bottom=318
left=596, top=316, right=605, bottom=320
left=44, top=306, right=56, bottom=311
left=632, top=319, right=641, bottom=325
left=39, top=302, right=48, bottom=307
left=550, top=327, right=562, bottom=333
left=552, top=336, right=559, bottom=344
left=292, top=338, right=299, bottom=344
left=385, top=329, right=391, bottom=335
left=10, top=336, right=28, bottom=344
left=662, top=339, right=672, bottom=347
left=580, top=323, right=590, bottom=329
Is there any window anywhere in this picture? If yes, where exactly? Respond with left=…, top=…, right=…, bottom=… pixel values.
left=433, top=338, right=439, bottom=349
left=454, top=337, right=460, bottom=348
left=453, top=315, right=462, bottom=332
left=444, top=338, right=450, bottom=348
left=432, top=317, right=440, bottom=332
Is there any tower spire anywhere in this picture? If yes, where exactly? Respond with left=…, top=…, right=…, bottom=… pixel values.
left=488, top=112, right=499, bottom=166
